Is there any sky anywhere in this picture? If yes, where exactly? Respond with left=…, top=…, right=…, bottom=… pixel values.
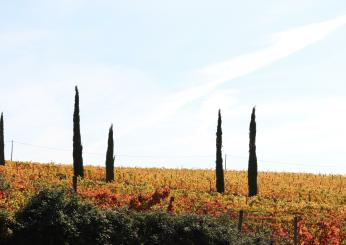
left=0, top=0, right=346, bottom=174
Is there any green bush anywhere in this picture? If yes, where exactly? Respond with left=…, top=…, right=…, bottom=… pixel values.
left=2, top=188, right=271, bottom=245
left=133, top=212, right=269, bottom=245
left=0, top=210, right=14, bottom=244
left=136, top=211, right=176, bottom=244
left=14, top=188, right=112, bottom=245
left=105, top=210, right=139, bottom=245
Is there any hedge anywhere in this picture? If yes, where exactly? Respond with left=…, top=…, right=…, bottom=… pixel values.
left=0, top=188, right=271, bottom=245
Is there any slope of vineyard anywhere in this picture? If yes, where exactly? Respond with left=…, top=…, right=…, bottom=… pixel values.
left=0, top=161, right=345, bottom=243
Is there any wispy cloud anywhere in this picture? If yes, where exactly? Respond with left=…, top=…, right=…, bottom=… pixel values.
left=138, top=15, right=346, bottom=127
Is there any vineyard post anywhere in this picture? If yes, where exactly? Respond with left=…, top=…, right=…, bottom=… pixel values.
left=73, top=175, right=77, bottom=192
left=238, top=210, right=244, bottom=233
left=293, top=216, right=298, bottom=245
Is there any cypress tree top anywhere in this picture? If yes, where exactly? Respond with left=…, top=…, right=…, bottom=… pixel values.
left=250, top=107, right=256, bottom=144
left=73, top=86, right=83, bottom=177
left=216, top=109, right=225, bottom=193
left=105, top=124, right=115, bottom=182
left=248, top=107, right=258, bottom=197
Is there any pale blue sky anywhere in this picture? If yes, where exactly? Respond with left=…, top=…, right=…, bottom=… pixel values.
left=1, top=1, right=346, bottom=174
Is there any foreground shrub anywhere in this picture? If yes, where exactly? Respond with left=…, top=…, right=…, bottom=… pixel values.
left=4, top=188, right=270, bottom=245
left=105, top=210, right=139, bottom=244
left=135, top=212, right=269, bottom=245
left=14, top=188, right=111, bottom=245
left=136, top=212, right=231, bottom=245
left=0, top=210, right=13, bottom=244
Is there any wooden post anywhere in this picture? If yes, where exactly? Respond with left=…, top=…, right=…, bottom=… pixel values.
left=294, top=216, right=298, bottom=245
left=10, top=140, right=13, bottom=161
left=72, top=175, right=77, bottom=192
left=224, top=154, right=227, bottom=171
left=238, top=210, right=244, bottom=232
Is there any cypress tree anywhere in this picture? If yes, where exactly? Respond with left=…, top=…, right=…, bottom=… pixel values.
left=0, top=113, right=4, bottom=165
left=216, top=109, right=225, bottom=193
left=105, top=124, right=115, bottom=182
left=73, top=86, right=83, bottom=178
left=248, top=107, right=258, bottom=197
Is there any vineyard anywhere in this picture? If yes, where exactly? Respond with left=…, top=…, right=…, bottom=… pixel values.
left=0, top=161, right=345, bottom=244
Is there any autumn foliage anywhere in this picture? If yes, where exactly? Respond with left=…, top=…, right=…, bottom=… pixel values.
left=0, top=161, right=345, bottom=244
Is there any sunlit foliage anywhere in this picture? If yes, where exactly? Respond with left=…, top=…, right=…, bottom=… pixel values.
left=0, top=161, right=345, bottom=243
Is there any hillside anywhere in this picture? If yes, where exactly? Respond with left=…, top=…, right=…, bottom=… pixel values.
left=0, top=161, right=345, bottom=243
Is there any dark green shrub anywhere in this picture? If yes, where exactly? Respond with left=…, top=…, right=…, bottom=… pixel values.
left=10, top=188, right=271, bottom=245
left=14, top=188, right=111, bottom=245
left=135, top=212, right=176, bottom=245
left=73, top=206, right=111, bottom=245
left=105, top=210, right=139, bottom=245
left=133, top=211, right=269, bottom=245
left=170, top=214, right=232, bottom=245
left=14, top=188, right=78, bottom=244
left=0, top=210, right=14, bottom=244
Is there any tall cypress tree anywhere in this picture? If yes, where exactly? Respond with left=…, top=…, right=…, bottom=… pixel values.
left=248, top=107, right=258, bottom=197
left=73, top=86, right=83, bottom=177
left=216, top=109, right=225, bottom=193
left=105, top=124, right=115, bottom=182
left=0, top=113, right=4, bottom=165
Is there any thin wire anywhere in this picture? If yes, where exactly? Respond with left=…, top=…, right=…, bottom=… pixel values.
left=228, top=155, right=342, bottom=168
left=7, top=140, right=344, bottom=168
left=11, top=140, right=215, bottom=158
left=13, top=141, right=105, bottom=156
left=13, top=141, right=71, bottom=152
left=116, top=154, right=214, bottom=158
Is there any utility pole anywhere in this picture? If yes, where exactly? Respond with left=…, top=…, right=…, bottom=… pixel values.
left=11, top=140, right=13, bottom=161
left=224, top=154, right=227, bottom=171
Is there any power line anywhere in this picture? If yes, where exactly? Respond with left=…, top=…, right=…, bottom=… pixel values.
left=116, top=154, right=214, bottom=159
left=13, top=141, right=71, bottom=152
left=12, top=141, right=104, bottom=156
left=228, top=155, right=342, bottom=168
left=10, top=140, right=215, bottom=158
left=6, top=139, right=344, bottom=168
